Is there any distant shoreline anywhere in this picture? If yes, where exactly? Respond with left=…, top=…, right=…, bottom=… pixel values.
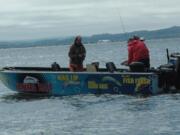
left=0, top=37, right=180, bottom=50
left=0, top=26, right=180, bottom=49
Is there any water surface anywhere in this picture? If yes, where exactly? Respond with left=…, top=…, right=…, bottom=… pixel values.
left=0, top=38, right=179, bottom=135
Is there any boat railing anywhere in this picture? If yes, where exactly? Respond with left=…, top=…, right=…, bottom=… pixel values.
left=2, top=66, right=129, bottom=73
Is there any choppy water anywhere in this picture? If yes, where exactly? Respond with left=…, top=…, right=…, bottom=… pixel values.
left=0, top=38, right=180, bottom=135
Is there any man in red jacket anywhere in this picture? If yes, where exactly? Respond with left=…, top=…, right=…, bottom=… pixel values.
left=122, top=36, right=150, bottom=68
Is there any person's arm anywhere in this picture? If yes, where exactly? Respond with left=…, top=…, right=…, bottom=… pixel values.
left=121, top=60, right=128, bottom=66
left=79, top=45, right=86, bottom=58
left=68, top=46, right=76, bottom=58
left=128, top=46, right=133, bottom=65
left=82, top=45, right=86, bottom=57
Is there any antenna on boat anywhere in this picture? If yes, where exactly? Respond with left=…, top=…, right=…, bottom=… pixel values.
left=166, top=48, right=170, bottom=63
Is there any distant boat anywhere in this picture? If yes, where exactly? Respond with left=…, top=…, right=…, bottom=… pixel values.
left=97, top=40, right=111, bottom=44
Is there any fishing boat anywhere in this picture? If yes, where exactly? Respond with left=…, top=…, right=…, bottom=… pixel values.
left=0, top=52, right=180, bottom=96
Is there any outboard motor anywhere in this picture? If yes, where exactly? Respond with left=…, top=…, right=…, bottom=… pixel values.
left=158, top=63, right=176, bottom=92
left=51, top=62, right=61, bottom=71
left=167, top=52, right=180, bottom=90
left=106, top=62, right=117, bottom=73
left=129, top=62, right=145, bottom=72
left=174, top=56, right=180, bottom=89
left=158, top=51, right=180, bottom=91
left=169, top=52, right=180, bottom=65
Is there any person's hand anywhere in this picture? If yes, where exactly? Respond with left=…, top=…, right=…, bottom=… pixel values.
left=121, top=60, right=128, bottom=66
left=78, top=54, right=84, bottom=57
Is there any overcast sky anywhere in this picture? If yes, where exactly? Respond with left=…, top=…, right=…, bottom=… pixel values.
left=0, top=0, right=180, bottom=41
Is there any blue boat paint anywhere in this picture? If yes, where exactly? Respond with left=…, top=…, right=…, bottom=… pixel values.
left=0, top=71, right=159, bottom=96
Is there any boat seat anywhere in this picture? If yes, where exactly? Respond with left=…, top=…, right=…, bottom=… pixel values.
left=51, top=62, right=61, bottom=71
left=106, top=62, right=117, bottom=72
left=86, top=64, right=97, bottom=72
left=91, top=62, right=99, bottom=70
left=129, top=62, right=145, bottom=72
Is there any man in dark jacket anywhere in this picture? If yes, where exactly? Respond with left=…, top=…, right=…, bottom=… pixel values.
left=68, top=36, right=86, bottom=71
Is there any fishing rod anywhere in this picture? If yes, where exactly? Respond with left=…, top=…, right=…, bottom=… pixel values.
left=113, top=1, right=129, bottom=41
left=117, top=12, right=127, bottom=37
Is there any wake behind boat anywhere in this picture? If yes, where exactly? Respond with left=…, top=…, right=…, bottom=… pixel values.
left=0, top=51, right=180, bottom=96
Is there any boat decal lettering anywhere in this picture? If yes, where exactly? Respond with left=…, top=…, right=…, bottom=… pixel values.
left=135, top=77, right=151, bottom=92
left=123, top=77, right=135, bottom=84
left=88, top=81, right=108, bottom=89
left=16, top=83, right=52, bottom=93
left=57, top=74, right=79, bottom=81
left=57, top=74, right=81, bottom=88
left=63, top=81, right=81, bottom=87
left=123, top=76, right=151, bottom=91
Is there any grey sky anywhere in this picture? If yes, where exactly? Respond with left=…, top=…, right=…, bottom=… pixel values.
left=0, top=0, right=180, bottom=41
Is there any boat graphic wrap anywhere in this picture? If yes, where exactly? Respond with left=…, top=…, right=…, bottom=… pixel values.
left=0, top=72, right=158, bottom=96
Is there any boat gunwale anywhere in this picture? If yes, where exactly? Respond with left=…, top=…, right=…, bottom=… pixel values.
left=1, top=69, right=157, bottom=75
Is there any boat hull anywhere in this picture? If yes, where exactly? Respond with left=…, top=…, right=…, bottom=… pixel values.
left=0, top=70, right=159, bottom=96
